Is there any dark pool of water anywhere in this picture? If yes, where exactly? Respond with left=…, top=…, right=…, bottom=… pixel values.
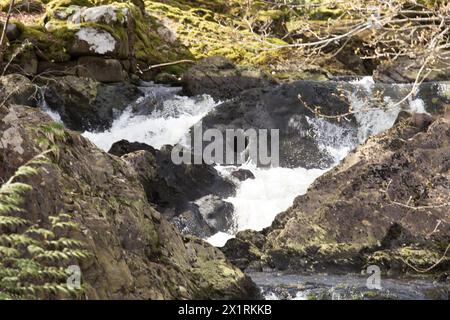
left=248, top=272, right=449, bottom=300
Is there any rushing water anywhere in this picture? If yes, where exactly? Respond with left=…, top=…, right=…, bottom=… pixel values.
left=80, top=83, right=356, bottom=247
left=52, top=78, right=428, bottom=248
left=250, top=272, right=448, bottom=300
left=40, top=78, right=442, bottom=300
left=83, top=91, right=217, bottom=151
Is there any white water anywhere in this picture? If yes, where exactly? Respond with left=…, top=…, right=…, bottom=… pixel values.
left=43, top=78, right=428, bottom=248
left=83, top=94, right=217, bottom=151
left=224, top=165, right=325, bottom=231
left=350, top=76, right=428, bottom=143
left=207, top=137, right=352, bottom=247
left=39, top=89, right=63, bottom=123
left=208, top=165, right=327, bottom=247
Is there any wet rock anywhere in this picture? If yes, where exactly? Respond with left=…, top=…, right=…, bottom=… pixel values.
left=0, top=104, right=260, bottom=299
left=373, top=57, right=450, bottom=83
left=199, top=80, right=356, bottom=168
left=171, top=204, right=214, bottom=238
left=5, top=23, right=21, bottom=41
left=231, top=169, right=255, bottom=181
left=260, top=115, right=450, bottom=273
left=154, top=72, right=181, bottom=86
left=195, top=195, right=234, bottom=232
left=0, top=74, right=38, bottom=107
left=116, top=141, right=236, bottom=237
left=410, top=112, right=433, bottom=130
left=42, top=75, right=142, bottom=131
left=108, top=139, right=155, bottom=156
left=221, top=230, right=266, bottom=270
left=182, top=56, right=278, bottom=100
left=77, top=57, right=126, bottom=83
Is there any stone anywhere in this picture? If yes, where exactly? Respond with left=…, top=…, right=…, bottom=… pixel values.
left=77, top=56, right=125, bottom=83
left=42, top=75, right=142, bottom=131
left=5, top=23, right=21, bottom=41
left=373, top=57, right=450, bottom=83
left=221, top=230, right=266, bottom=270
left=83, top=5, right=118, bottom=24
left=8, top=47, right=38, bottom=75
left=223, top=115, right=450, bottom=274
left=69, top=27, right=117, bottom=57
left=0, top=104, right=260, bottom=299
left=231, top=169, right=255, bottom=181
left=195, top=195, right=234, bottom=233
left=199, top=80, right=356, bottom=168
left=0, top=74, right=37, bottom=107
left=410, top=112, right=433, bottom=130
left=154, top=72, right=181, bottom=86
left=114, top=141, right=236, bottom=237
left=37, top=61, right=78, bottom=76
left=12, top=0, right=44, bottom=13
left=182, top=56, right=278, bottom=101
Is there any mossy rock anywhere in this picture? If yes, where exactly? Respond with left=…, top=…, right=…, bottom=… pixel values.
left=0, top=0, right=45, bottom=13
left=13, top=22, right=73, bottom=62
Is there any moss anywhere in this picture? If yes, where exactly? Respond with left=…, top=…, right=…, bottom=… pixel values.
left=144, top=0, right=286, bottom=72
left=46, top=0, right=93, bottom=10
left=308, top=7, right=344, bottom=20
left=366, top=245, right=449, bottom=275
left=256, top=10, right=285, bottom=22
left=13, top=22, right=73, bottom=62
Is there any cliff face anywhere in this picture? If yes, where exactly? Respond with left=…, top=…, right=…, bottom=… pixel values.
left=223, top=112, right=450, bottom=275
left=0, top=104, right=259, bottom=299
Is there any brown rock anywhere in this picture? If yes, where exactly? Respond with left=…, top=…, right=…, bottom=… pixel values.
left=182, top=56, right=278, bottom=100
left=77, top=57, right=125, bottom=83
left=0, top=105, right=260, bottom=299
left=223, top=115, right=450, bottom=275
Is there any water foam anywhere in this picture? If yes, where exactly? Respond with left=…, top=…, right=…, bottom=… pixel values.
left=350, top=76, right=428, bottom=142
left=41, top=79, right=430, bottom=248
left=82, top=94, right=217, bottom=151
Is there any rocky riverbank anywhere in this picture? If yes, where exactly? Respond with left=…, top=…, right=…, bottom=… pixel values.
left=1, top=0, right=449, bottom=300
left=0, top=103, right=260, bottom=299
left=222, top=111, right=450, bottom=278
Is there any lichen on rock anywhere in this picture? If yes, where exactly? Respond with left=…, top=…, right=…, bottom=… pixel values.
left=0, top=103, right=260, bottom=299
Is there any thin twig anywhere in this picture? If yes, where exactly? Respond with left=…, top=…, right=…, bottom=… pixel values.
left=142, top=59, right=195, bottom=72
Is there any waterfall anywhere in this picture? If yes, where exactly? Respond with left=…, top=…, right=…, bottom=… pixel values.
left=38, top=88, right=63, bottom=123
left=38, top=79, right=430, bottom=248
left=350, top=76, right=428, bottom=143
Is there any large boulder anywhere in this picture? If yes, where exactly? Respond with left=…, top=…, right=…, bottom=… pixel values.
left=182, top=56, right=278, bottom=101
left=77, top=56, right=126, bottom=83
left=0, top=104, right=260, bottom=299
left=195, top=195, right=235, bottom=232
left=224, top=113, right=450, bottom=275
left=221, top=230, right=266, bottom=271
left=4, top=45, right=38, bottom=75
left=198, top=79, right=450, bottom=169
left=41, top=75, right=142, bottom=131
left=47, top=5, right=133, bottom=59
left=69, top=27, right=120, bottom=57
left=198, top=80, right=357, bottom=169
left=113, top=140, right=236, bottom=237
left=0, top=74, right=37, bottom=107
left=373, top=57, right=450, bottom=83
